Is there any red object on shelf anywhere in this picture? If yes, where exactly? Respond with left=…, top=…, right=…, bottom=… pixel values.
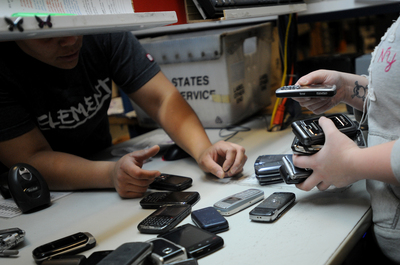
left=132, top=0, right=187, bottom=25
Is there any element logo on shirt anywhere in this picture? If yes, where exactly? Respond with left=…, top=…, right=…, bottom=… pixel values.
left=36, top=78, right=112, bottom=130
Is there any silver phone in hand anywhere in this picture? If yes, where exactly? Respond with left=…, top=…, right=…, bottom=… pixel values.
left=275, top=84, right=336, bottom=98
left=213, top=189, right=264, bottom=216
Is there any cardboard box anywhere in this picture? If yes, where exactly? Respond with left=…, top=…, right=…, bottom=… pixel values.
left=136, top=22, right=273, bottom=128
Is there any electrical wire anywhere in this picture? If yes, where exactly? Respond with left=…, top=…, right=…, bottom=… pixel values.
left=219, top=126, right=251, bottom=142
left=269, top=14, right=293, bottom=131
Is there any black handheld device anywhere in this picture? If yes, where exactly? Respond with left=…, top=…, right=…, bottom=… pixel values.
left=275, top=84, right=336, bottom=98
left=158, top=224, right=224, bottom=259
left=146, top=238, right=187, bottom=265
left=140, top=191, right=200, bottom=209
left=96, top=242, right=152, bottom=265
left=249, top=192, right=296, bottom=222
left=280, top=155, right=312, bottom=184
left=191, top=206, right=229, bottom=233
left=32, top=232, right=96, bottom=263
left=291, top=113, right=358, bottom=146
left=138, top=204, right=192, bottom=234
left=2, top=163, right=51, bottom=213
left=149, top=174, right=192, bottom=191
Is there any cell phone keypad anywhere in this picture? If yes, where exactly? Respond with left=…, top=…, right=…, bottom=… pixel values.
left=144, top=192, right=168, bottom=202
left=279, top=85, right=301, bottom=90
left=141, top=216, right=172, bottom=227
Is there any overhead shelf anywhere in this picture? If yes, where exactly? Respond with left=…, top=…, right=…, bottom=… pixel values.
left=0, top=12, right=178, bottom=41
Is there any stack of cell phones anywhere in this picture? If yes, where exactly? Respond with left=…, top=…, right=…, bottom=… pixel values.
left=138, top=191, right=200, bottom=234
left=137, top=173, right=197, bottom=235
left=254, top=155, right=286, bottom=185
left=291, top=113, right=358, bottom=154
left=280, top=113, right=361, bottom=184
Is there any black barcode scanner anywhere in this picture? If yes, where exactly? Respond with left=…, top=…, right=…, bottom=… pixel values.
left=0, top=163, right=51, bottom=213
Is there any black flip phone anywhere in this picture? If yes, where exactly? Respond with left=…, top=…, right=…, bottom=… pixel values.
left=140, top=191, right=200, bottom=209
left=280, top=155, right=312, bottom=184
left=97, top=242, right=152, bottom=265
left=146, top=238, right=187, bottom=265
left=191, top=206, right=229, bottom=233
left=149, top=174, right=192, bottom=191
left=32, top=232, right=96, bottom=264
left=138, top=204, right=192, bottom=234
left=249, top=192, right=295, bottom=222
left=158, top=224, right=224, bottom=259
left=291, top=113, right=358, bottom=146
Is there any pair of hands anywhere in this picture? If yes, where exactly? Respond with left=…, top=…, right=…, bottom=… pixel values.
left=293, top=70, right=362, bottom=191
left=110, top=141, right=247, bottom=198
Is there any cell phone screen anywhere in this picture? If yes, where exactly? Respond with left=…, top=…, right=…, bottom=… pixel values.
left=159, top=224, right=224, bottom=259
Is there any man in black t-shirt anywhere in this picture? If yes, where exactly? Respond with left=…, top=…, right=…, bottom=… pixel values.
left=0, top=32, right=247, bottom=198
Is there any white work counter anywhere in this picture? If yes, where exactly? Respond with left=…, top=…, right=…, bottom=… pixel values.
left=2, top=115, right=371, bottom=265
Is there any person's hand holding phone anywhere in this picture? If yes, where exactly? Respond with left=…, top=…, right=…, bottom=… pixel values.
left=293, top=116, right=362, bottom=191
left=293, top=70, right=346, bottom=114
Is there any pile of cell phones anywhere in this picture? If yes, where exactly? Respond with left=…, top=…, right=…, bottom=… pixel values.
left=254, top=113, right=364, bottom=185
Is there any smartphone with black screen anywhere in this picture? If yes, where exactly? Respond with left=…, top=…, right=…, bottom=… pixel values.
left=149, top=174, right=192, bottom=191
left=140, top=191, right=200, bottom=209
left=137, top=205, right=192, bottom=234
left=158, top=224, right=224, bottom=259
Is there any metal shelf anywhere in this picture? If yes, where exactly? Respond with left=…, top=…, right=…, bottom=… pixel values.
left=0, top=12, right=177, bottom=41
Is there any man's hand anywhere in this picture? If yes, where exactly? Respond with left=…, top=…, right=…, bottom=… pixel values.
left=111, top=145, right=161, bottom=198
left=197, top=141, right=247, bottom=179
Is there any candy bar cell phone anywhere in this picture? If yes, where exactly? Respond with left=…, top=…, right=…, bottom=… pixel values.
left=97, top=242, right=152, bottom=265
left=146, top=238, right=187, bottom=265
left=140, top=191, right=200, bottom=209
left=191, top=206, right=229, bottom=233
left=32, top=232, right=96, bottom=263
left=213, top=188, right=264, bottom=216
left=138, top=204, right=192, bottom=234
left=249, top=192, right=296, bottom=222
left=280, top=155, right=312, bottom=184
left=158, top=224, right=224, bottom=259
left=254, top=154, right=286, bottom=176
left=275, top=84, right=336, bottom=98
left=149, top=174, right=193, bottom=191
left=291, top=136, right=322, bottom=155
left=291, top=113, right=358, bottom=146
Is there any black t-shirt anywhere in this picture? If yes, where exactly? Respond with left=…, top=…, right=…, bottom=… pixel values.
left=0, top=32, right=160, bottom=159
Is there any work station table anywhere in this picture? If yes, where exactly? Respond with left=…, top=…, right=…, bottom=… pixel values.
left=2, top=115, right=371, bottom=265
